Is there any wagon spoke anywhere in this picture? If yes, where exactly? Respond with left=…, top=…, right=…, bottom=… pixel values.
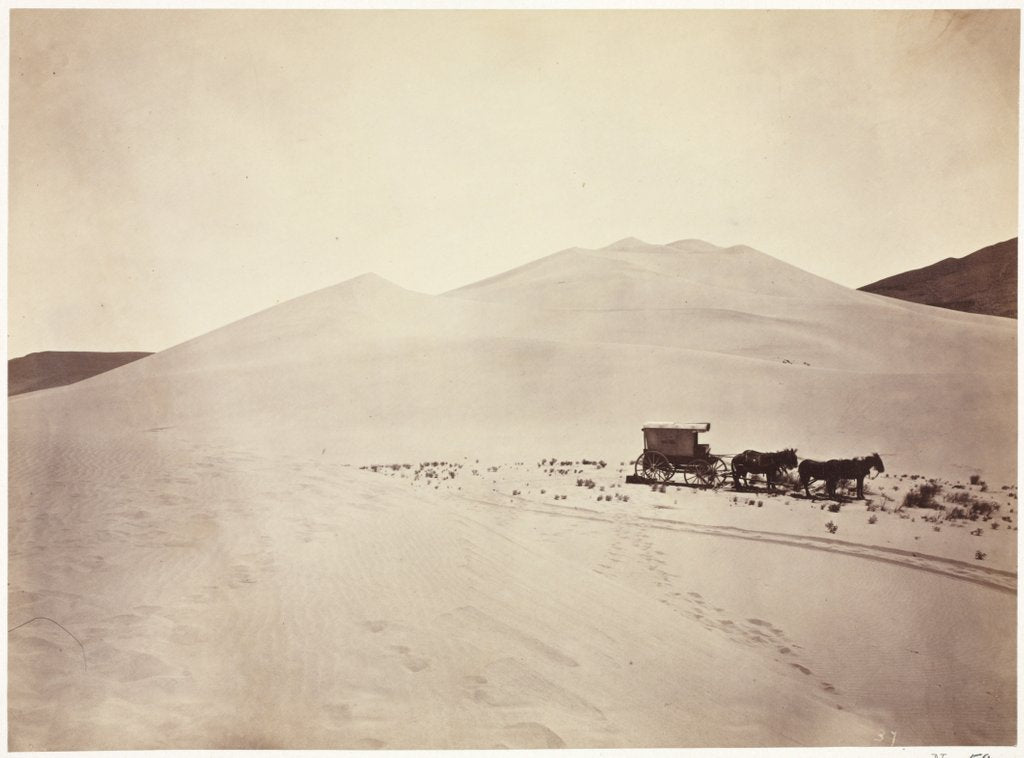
left=651, top=451, right=673, bottom=482
left=634, top=454, right=648, bottom=479
left=711, top=458, right=730, bottom=488
left=687, top=460, right=712, bottom=487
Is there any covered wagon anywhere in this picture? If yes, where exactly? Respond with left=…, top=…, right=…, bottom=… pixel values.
left=632, top=422, right=730, bottom=487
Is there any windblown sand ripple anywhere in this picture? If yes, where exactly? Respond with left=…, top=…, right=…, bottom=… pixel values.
left=8, top=433, right=1016, bottom=748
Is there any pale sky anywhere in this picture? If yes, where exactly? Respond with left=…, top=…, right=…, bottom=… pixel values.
left=8, top=9, right=1019, bottom=356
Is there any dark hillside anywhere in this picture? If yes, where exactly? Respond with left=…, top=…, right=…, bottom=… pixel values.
left=9, top=351, right=152, bottom=396
left=859, top=238, right=1017, bottom=318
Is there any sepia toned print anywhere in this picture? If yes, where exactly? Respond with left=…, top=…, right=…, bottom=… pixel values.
left=7, top=9, right=1017, bottom=752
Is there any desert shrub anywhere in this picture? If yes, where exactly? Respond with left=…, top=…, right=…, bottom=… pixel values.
left=944, top=491, right=999, bottom=521
left=970, top=527, right=983, bottom=536
left=868, top=514, right=878, bottom=524
left=975, top=550, right=987, bottom=561
left=970, top=474, right=982, bottom=485
left=902, top=483, right=943, bottom=509
left=825, top=521, right=838, bottom=534
left=827, top=502, right=842, bottom=513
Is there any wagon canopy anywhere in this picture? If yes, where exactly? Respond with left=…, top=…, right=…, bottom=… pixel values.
left=641, top=422, right=711, bottom=458
left=642, top=422, right=710, bottom=432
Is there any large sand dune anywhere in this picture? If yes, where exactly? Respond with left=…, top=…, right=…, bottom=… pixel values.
left=11, top=238, right=1015, bottom=479
left=8, top=238, right=1017, bottom=748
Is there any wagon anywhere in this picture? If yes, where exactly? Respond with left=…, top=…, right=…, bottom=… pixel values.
left=633, top=422, right=731, bottom=488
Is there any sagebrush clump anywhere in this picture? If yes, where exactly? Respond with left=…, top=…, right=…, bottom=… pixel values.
left=944, top=491, right=1000, bottom=521
left=901, top=483, right=943, bottom=509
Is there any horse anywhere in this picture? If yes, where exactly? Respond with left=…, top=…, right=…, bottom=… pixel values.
left=731, top=449, right=798, bottom=491
left=798, top=453, right=884, bottom=499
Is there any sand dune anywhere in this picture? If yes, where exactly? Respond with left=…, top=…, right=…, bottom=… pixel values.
left=10, top=238, right=1015, bottom=480
left=8, top=237, right=1016, bottom=748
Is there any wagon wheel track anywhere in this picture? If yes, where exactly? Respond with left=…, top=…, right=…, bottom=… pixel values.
left=462, top=495, right=1016, bottom=594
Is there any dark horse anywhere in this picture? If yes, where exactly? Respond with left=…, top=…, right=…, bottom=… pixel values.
left=731, top=449, right=798, bottom=491
left=798, top=453, right=884, bottom=499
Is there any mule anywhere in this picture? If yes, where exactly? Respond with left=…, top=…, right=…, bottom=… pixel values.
left=798, top=453, right=884, bottom=499
left=731, top=448, right=798, bottom=491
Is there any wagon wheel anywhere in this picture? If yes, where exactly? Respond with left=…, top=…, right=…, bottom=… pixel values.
left=709, top=457, right=731, bottom=488
left=635, top=451, right=673, bottom=483
left=684, top=460, right=715, bottom=488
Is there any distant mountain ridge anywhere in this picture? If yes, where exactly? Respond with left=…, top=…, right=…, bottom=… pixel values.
left=858, top=238, right=1017, bottom=318
left=8, top=351, right=152, bottom=396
